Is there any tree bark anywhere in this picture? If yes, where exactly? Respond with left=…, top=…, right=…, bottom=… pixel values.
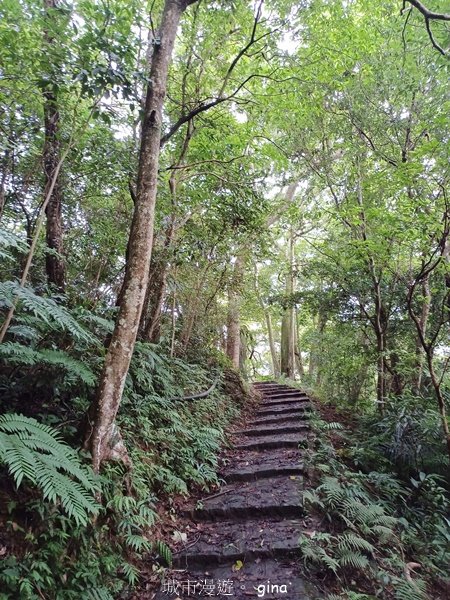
left=140, top=245, right=171, bottom=343
left=253, top=262, right=280, bottom=377
left=406, top=259, right=450, bottom=463
left=85, top=0, right=196, bottom=473
left=43, top=0, right=65, bottom=291
left=280, top=228, right=295, bottom=378
left=294, top=308, right=305, bottom=379
left=0, top=148, right=10, bottom=221
left=266, top=312, right=280, bottom=378
left=226, top=255, right=244, bottom=370
left=309, top=311, right=327, bottom=385
left=412, top=276, right=431, bottom=394
left=178, top=262, right=209, bottom=354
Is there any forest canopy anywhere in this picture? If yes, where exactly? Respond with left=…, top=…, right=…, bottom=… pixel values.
left=0, top=0, right=449, bottom=598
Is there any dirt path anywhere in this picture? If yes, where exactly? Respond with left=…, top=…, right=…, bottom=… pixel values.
left=152, top=381, right=317, bottom=599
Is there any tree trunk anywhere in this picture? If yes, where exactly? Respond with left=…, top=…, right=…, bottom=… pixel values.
left=310, top=311, right=327, bottom=384
left=178, top=262, right=209, bottom=353
left=43, top=0, right=65, bottom=291
left=407, top=269, right=450, bottom=464
left=426, top=351, right=450, bottom=462
left=253, top=262, right=280, bottom=377
left=0, top=148, right=10, bottom=221
left=280, top=229, right=295, bottom=378
left=412, top=277, right=431, bottom=394
left=169, top=266, right=178, bottom=357
left=141, top=250, right=169, bottom=343
left=266, top=312, right=280, bottom=378
left=85, top=0, right=196, bottom=473
left=294, top=309, right=305, bottom=379
left=226, top=256, right=244, bottom=370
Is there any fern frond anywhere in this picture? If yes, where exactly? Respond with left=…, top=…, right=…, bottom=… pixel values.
left=122, top=562, right=140, bottom=586
left=7, top=325, right=39, bottom=340
left=337, top=533, right=375, bottom=554
left=0, top=228, right=28, bottom=261
left=39, top=349, right=96, bottom=385
left=0, top=282, right=95, bottom=343
left=394, top=578, right=428, bottom=600
left=154, top=540, right=172, bottom=567
left=86, top=588, right=114, bottom=600
left=0, top=343, right=96, bottom=385
left=0, top=414, right=99, bottom=524
left=317, top=547, right=340, bottom=573
left=337, top=550, right=370, bottom=569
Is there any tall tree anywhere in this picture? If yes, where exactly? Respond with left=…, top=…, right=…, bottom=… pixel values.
left=85, top=0, right=198, bottom=472
left=42, top=0, right=65, bottom=291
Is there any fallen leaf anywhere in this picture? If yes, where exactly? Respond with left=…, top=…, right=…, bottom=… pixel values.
left=171, top=530, right=187, bottom=543
left=232, top=559, right=244, bottom=571
left=304, top=530, right=316, bottom=538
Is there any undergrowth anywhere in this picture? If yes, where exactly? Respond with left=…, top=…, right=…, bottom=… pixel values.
left=302, top=412, right=450, bottom=600
left=0, top=281, right=243, bottom=598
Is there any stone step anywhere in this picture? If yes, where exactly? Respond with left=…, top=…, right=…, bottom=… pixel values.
left=257, top=403, right=312, bottom=416
left=247, top=412, right=309, bottom=426
left=225, top=464, right=305, bottom=482
left=235, top=423, right=309, bottom=437
left=189, top=476, right=304, bottom=520
left=262, top=391, right=308, bottom=400
left=221, top=447, right=303, bottom=479
left=256, top=388, right=295, bottom=394
left=261, top=396, right=309, bottom=407
left=234, top=432, right=308, bottom=451
left=173, top=518, right=303, bottom=567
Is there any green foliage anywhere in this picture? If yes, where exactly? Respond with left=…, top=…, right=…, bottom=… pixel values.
left=302, top=414, right=449, bottom=598
left=0, top=229, right=28, bottom=260
left=0, top=282, right=95, bottom=344
left=0, top=414, right=99, bottom=525
left=0, top=342, right=96, bottom=385
left=121, top=352, right=239, bottom=495
left=1, top=0, right=448, bottom=598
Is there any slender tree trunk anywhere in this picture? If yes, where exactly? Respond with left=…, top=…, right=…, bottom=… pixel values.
left=139, top=120, right=193, bottom=342
left=407, top=269, right=450, bottom=463
left=179, top=294, right=200, bottom=353
left=169, top=266, right=178, bottom=357
left=310, top=311, right=327, bottom=385
left=375, top=332, right=385, bottom=410
left=85, top=0, right=196, bottom=473
left=178, top=262, right=209, bottom=353
left=43, top=0, right=65, bottom=291
left=253, top=262, right=280, bottom=377
left=226, top=256, right=244, bottom=370
left=141, top=252, right=170, bottom=342
left=294, top=309, right=305, bottom=378
left=0, top=148, right=10, bottom=221
left=426, top=351, right=450, bottom=461
left=280, top=229, right=295, bottom=378
left=412, top=276, right=431, bottom=394
left=266, top=312, right=280, bottom=378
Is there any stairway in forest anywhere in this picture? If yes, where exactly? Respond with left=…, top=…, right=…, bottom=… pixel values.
left=152, top=381, right=316, bottom=600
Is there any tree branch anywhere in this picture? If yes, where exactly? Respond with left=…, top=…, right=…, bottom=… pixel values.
left=405, top=0, right=450, bottom=21
left=403, top=0, right=449, bottom=56
left=160, top=1, right=285, bottom=146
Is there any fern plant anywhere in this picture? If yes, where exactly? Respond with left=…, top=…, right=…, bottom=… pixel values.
left=0, top=342, right=96, bottom=385
left=0, top=281, right=95, bottom=343
left=302, top=414, right=436, bottom=599
left=0, top=227, right=28, bottom=261
left=0, top=413, right=99, bottom=524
